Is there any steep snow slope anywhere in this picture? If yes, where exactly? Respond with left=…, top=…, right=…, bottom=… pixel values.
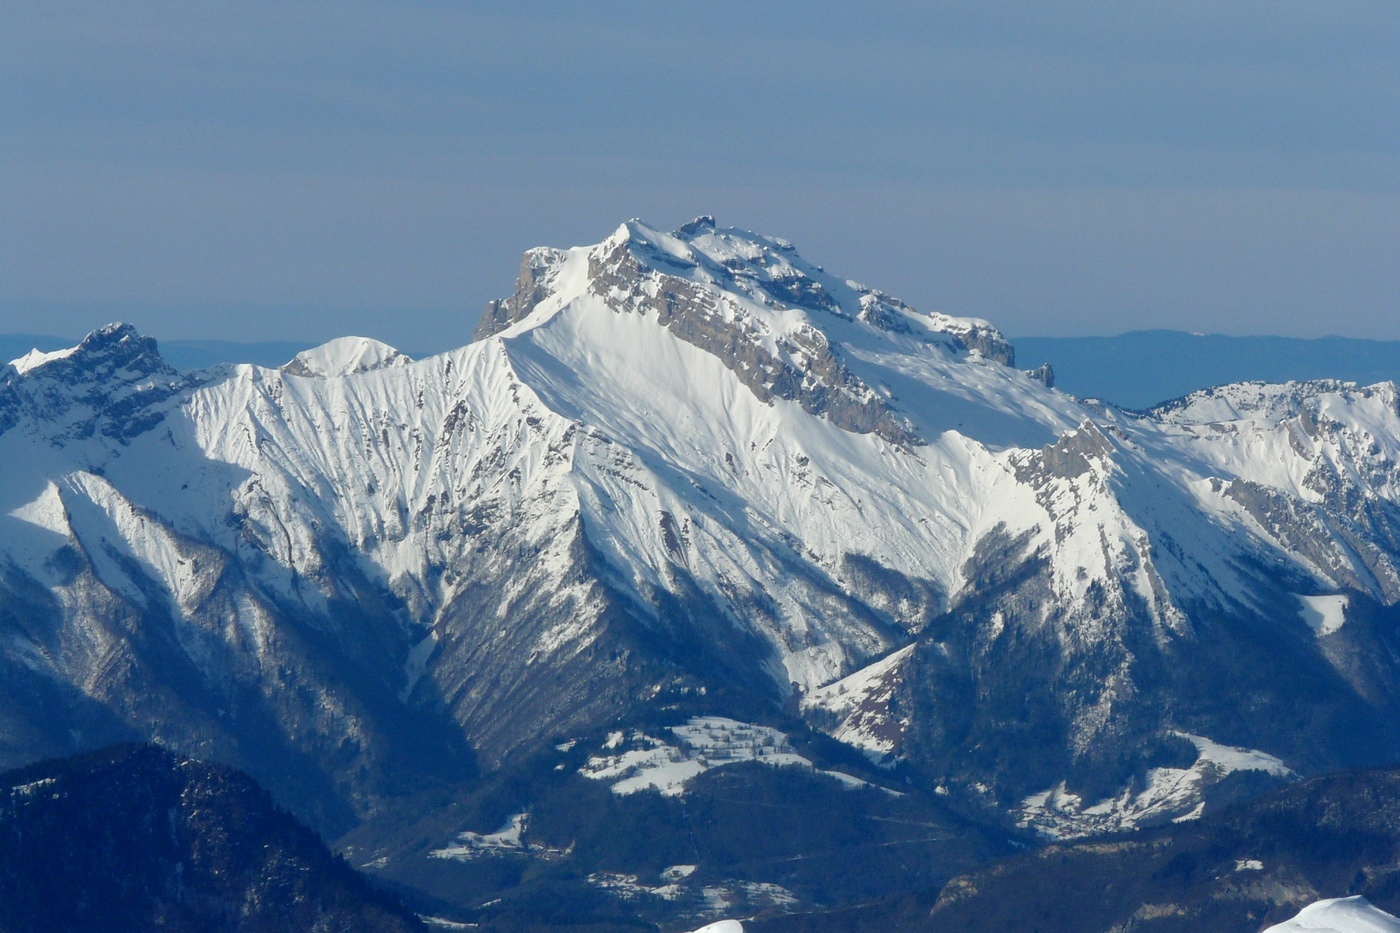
left=2, top=219, right=1400, bottom=841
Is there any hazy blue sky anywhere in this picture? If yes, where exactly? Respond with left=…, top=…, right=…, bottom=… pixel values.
left=4, top=1, right=1397, bottom=352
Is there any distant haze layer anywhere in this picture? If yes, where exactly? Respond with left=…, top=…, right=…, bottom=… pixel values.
left=1014, top=331, right=1400, bottom=409
left=4, top=5, right=1397, bottom=346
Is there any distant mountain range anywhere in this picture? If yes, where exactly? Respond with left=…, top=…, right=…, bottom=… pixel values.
left=8, top=329, right=1399, bottom=411
left=0, top=334, right=322, bottom=374
left=1014, top=331, right=1400, bottom=409
left=6, top=218, right=1400, bottom=929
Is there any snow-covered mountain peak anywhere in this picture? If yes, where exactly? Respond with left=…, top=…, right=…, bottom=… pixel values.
left=603, top=217, right=1013, bottom=362
left=1150, top=379, right=1394, bottom=427
left=1, top=323, right=188, bottom=444
left=9, top=345, right=79, bottom=376
left=8, top=222, right=1400, bottom=865
left=282, top=336, right=412, bottom=378
left=6, top=323, right=170, bottom=380
left=475, top=218, right=1034, bottom=449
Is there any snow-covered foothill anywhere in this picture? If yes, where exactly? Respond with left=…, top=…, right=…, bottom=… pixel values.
left=429, top=812, right=528, bottom=859
left=578, top=717, right=883, bottom=796
left=1263, top=896, right=1400, bottom=933
left=1019, top=733, right=1292, bottom=839
left=430, top=812, right=567, bottom=861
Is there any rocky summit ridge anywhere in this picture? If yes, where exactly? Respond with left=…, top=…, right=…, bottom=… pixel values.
left=3, top=217, right=1400, bottom=864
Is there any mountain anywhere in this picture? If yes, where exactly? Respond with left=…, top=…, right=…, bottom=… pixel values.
left=4, top=217, right=1400, bottom=924
left=747, top=765, right=1400, bottom=933
left=1013, top=331, right=1400, bottom=410
left=0, top=334, right=322, bottom=374
left=9, top=329, right=1397, bottom=414
left=335, top=722, right=1012, bottom=930
left=0, top=743, right=422, bottom=933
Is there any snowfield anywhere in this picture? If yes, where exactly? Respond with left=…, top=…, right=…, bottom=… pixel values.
left=578, top=716, right=885, bottom=796
left=1019, top=733, right=1293, bottom=839
left=1264, top=896, right=1400, bottom=933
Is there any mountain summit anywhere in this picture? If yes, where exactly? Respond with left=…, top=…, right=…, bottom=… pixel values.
left=476, top=217, right=1015, bottom=447
left=2, top=219, right=1400, bottom=890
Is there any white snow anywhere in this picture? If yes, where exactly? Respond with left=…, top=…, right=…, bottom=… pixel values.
left=283, top=336, right=410, bottom=377
left=1299, top=594, right=1348, bottom=636
left=1264, top=896, right=1400, bottom=933
left=10, top=777, right=57, bottom=797
left=4, top=219, right=1400, bottom=837
left=687, top=920, right=744, bottom=933
left=587, top=871, right=687, bottom=902
left=400, top=632, right=439, bottom=701
left=579, top=717, right=884, bottom=797
left=8, top=345, right=78, bottom=374
left=586, top=863, right=786, bottom=922
left=429, top=812, right=528, bottom=859
left=430, top=812, right=565, bottom=861
left=1019, top=732, right=1292, bottom=838
left=803, top=644, right=915, bottom=764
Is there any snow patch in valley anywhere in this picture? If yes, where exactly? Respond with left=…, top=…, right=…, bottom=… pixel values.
left=1019, top=733, right=1292, bottom=839
left=587, top=871, right=688, bottom=902
left=400, top=632, right=438, bottom=701
left=1299, top=594, right=1348, bottom=636
left=429, top=812, right=566, bottom=861
left=587, top=861, right=781, bottom=924
left=1263, top=896, right=1400, bottom=933
left=578, top=716, right=887, bottom=797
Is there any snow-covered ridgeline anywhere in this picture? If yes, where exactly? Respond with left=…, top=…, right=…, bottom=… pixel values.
left=5, top=219, right=1400, bottom=820
left=7, top=224, right=1388, bottom=689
